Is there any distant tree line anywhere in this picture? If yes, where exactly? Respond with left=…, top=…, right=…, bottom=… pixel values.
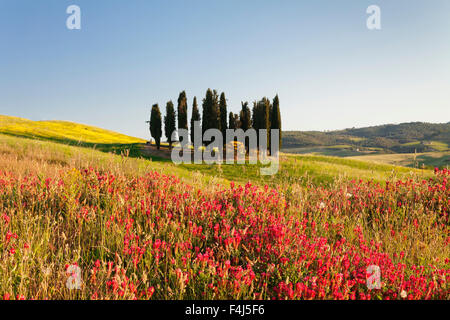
left=148, top=89, right=281, bottom=153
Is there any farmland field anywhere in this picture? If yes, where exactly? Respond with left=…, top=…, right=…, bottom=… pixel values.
left=350, top=152, right=450, bottom=169
left=0, top=119, right=448, bottom=300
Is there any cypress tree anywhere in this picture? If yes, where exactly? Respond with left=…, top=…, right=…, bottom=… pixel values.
left=252, top=101, right=261, bottom=147
left=228, top=112, right=237, bottom=148
left=234, top=113, right=240, bottom=129
left=228, top=112, right=236, bottom=130
left=262, top=97, right=271, bottom=152
left=190, top=96, right=201, bottom=145
left=202, top=89, right=213, bottom=136
left=177, top=91, right=188, bottom=131
left=239, top=102, right=252, bottom=153
left=212, top=89, right=220, bottom=131
left=239, top=102, right=251, bottom=131
left=149, top=104, right=162, bottom=149
left=270, top=94, right=282, bottom=152
left=202, top=89, right=219, bottom=141
left=164, top=101, right=176, bottom=149
left=219, top=92, right=228, bottom=146
left=251, top=99, right=269, bottom=149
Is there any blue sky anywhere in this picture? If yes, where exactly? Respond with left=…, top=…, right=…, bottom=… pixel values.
left=1, top=0, right=449, bottom=139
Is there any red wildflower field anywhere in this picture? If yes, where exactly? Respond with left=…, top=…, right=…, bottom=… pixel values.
left=0, top=166, right=448, bottom=300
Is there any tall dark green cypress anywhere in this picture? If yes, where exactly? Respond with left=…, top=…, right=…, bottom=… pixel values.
left=239, top=102, right=251, bottom=131
left=149, top=104, right=162, bottom=149
left=228, top=112, right=236, bottom=130
left=164, top=101, right=176, bottom=149
left=212, top=90, right=220, bottom=131
left=201, top=89, right=219, bottom=141
left=252, top=101, right=260, bottom=147
left=262, top=97, right=271, bottom=152
left=251, top=98, right=269, bottom=149
left=239, top=102, right=252, bottom=153
left=219, top=92, right=228, bottom=145
left=190, top=96, right=201, bottom=145
left=270, top=94, right=282, bottom=152
left=177, top=91, right=188, bottom=131
left=202, top=89, right=212, bottom=136
left=228, top=112, right=240, bottom=146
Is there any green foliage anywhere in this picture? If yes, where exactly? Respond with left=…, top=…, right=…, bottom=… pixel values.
left=190, top=97, right=201, bottom=145
left=219, top=92, right=228, bottom=145
left=147, top=91, right=282, bottom=153
left=177, top=91, right=188, bottom=131
left=271, top=94, right=282, bottom=150
left=252, top=98, right=270, bottom=149
left=201, top=89, right=219, bottom=142
left=164, top=101, right=176, bottom=148
left=228, top=112, right=237, bottom=130
left=150, top=104, right=162, bottom=149
left=239, top=102, right=252, bottom=153
left=239, top=102, right=252, bottom=131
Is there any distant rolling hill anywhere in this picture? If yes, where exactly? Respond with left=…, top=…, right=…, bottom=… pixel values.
left=282, top=122, right=449, bottom=168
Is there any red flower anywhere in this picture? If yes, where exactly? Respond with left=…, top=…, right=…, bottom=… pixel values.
left=147, top=286, right=155, bottom=298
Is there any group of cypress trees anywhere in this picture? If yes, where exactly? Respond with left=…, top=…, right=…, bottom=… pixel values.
left=148, top=89, right=281, bottom=152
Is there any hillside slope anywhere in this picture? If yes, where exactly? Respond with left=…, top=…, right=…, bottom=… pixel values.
left=0, top=115, right=145, bottom=145
left=0, top=118, right=447, bottom=300
left=0, top=132, right=447, bottom=300
left=0, top=114, right=437, bottom=184
left=0, top=114, right=146, bottom=157
left=283, top=122, right=449, bottom=153
left=0, top=131, right=434, bottom=188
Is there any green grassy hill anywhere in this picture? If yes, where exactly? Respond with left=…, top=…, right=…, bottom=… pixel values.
left=1, top=120, right=447, bottom=301
left=0, top=114, right=437, bottom=187
left=0, top=115, right=146, bottom=156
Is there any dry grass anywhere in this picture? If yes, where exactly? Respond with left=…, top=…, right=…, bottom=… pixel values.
left=350, top=152, right=450, bottom=169
left=0, top=133, right=448, bottom=300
